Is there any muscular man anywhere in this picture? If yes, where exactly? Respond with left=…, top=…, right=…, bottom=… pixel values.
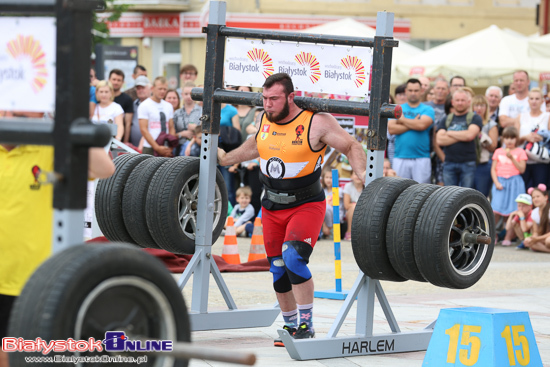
left=218, top=73, right=367, bottom=345
left=138, top=77, right=175, bottom=156
left=499, top=70, right=545, bottom=128
left=388, top=78, right=434, bottom=183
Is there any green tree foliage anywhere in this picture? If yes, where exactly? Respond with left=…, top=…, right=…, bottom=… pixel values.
left=92, top=0, right=129, bottom=49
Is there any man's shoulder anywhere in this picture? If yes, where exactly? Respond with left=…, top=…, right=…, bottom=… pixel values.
left=119, top=92, right=133, bottom=101
left=139, top=98, right=153, bottom=107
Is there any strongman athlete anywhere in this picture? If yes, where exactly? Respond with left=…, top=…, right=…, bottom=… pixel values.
left=218, top=73, right=366, bottom=346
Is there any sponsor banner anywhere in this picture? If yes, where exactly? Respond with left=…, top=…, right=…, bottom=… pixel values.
left=225, top=38, right=371, bottom=97
left=0, top=17, right=56, bottom=112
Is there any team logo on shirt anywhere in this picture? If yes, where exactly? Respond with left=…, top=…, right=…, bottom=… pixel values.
left=293, top=124, right=304, bottom=145
left=261, top=124, right=271, bottom=140
left=266, top=157, right=285, bottom=179
left=30, top=165, right=42, bottom=190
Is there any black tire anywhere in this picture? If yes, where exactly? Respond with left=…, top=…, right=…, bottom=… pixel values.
left=122, top=157, right=171, bottom=249
left=351, top=177, right=417, bottom=281
left=414, top=187, right=495, bottom=289
left=146, top=157, right=228, bottom=254
left=386, top=184, right=441, bottom=282
left=8, top=243, right=190, bottom=367
left=95, top=154, right=152, bottom=243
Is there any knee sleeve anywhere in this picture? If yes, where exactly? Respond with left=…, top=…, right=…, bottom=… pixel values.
left=268, top=256, right=292, bottom=293
left=282, top=241, right=313, bottom=285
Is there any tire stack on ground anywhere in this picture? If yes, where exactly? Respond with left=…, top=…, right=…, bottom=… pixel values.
left=95, top=154, right=228, bottom=254
left=351, top=177, right=495, bottom=289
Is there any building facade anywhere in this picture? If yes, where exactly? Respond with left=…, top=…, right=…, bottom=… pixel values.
left=106, top=0, right=542, bottom=88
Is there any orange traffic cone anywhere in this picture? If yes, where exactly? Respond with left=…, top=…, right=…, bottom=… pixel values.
left=222, top=217, right=241, bottom=264
left=248, top=217, right=267, bottom=262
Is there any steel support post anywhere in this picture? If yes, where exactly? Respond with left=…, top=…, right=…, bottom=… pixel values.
left=179, top=1, right=279, bottom=331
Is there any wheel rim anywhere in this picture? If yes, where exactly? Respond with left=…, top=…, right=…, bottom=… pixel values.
left=178, top=172, right=223, bottom=240
left=74, top=276, right=177, bottom=367
left=446, top=203, right=491, bottom=277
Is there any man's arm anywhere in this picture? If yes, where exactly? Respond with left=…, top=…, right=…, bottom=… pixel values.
left=139, top=118, right=159, bottom=150
left=433, top=128, right=445, bottom=161
left=388, top=118, right=408, bottom=135
left=498, top=114, right=518, bottom=128
left=89, top=148, right=115, bottom=179
left=169, top=118, right=175, bottom=136
left=446, top=124, right=481, bottom=142
left=397, top=114, right=433, bottom=131
left=123, top=113, right=133, bottom=143
left=498, top=97, right=517, bottom=128
left=313, top=113, right=367, bottom=183
left=218, top=135, right=259, bottom=166
left=436, top=129, right=459, bottom=146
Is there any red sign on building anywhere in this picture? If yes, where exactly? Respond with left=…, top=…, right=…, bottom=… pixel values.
left=143, top=13, right=180, bottom=36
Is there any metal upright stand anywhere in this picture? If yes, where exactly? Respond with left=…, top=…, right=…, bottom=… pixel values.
left=276, top=12, right=434, bottom=360
left=178, top=1, right=280, bottom=331
left=0, top=0, right=109, bottom=254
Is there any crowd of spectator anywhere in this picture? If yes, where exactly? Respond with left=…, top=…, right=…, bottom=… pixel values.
left=385, top=70, right=550, bottom=251
left=85, top=65, right=550, bottom=249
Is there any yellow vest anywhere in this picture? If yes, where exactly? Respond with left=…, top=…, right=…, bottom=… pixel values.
left=256, top=110, right=326, bottom=180
left=0, top=145, right=53, bottom=296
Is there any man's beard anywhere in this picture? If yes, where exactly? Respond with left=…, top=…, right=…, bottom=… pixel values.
left=266, top=100, right=290, bottom=123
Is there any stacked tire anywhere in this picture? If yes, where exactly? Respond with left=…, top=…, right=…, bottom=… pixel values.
left=95, top=154, right=228, bottom=254
left=351, top=177, right=494, bottom=289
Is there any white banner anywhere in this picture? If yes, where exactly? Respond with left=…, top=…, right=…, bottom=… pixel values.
left=0, top=17, right=56, bottom=112
left=225, top=38, right=371, bottom=97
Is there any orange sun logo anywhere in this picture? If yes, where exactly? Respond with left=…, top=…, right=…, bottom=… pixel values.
left=246, top=48, right=274, bottom=79
left=294, top=51, right=321, bottom=84
left=340, top=56, right=366, bottom=88
left=6, top=35, right=48, bottom=93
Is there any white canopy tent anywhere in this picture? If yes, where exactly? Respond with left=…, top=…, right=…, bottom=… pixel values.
left=299, top=18, right=423, bottom=85
left=528, top=33, right=550, bottom=58
left=394, top=25, right=550, bottom=87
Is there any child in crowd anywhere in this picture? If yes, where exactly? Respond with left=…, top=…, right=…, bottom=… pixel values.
left=522, top=184, right=550, bottom=252
left=383, top=158, right=397, bottom=177
left=226, top=186, right=255, bottom=237
left=491, top=126, right=527, bottom=226
left=501, top=193, right=533, bottom=246
left=184, top=125, right=202, bottom=157
left=343, top=170, right=363, bottom=241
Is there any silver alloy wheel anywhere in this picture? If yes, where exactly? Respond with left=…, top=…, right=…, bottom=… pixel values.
left=178, top=172, right=224, bottom=241
left=74, top=276, right=177, bottom=367
left=446, top=203, right=490, bottom=277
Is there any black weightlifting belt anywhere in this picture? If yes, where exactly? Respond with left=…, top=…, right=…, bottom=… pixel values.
left=265, top=180, right=323, bottom=205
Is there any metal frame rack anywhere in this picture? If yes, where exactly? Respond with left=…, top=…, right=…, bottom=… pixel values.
left=0, top=0, right=110, bottom=251
left=184, top=1, right=433, bottom=358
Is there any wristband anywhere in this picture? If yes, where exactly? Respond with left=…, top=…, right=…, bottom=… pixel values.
left=519, top=217, right=525, bottom=221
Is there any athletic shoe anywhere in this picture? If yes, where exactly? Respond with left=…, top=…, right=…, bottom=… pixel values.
left=516, top=242, right=527, bottom=250
left=294, top=322, right=315, bottom=339
left=274, top=325, right=296, bottom=347
left=501, top=240, right=512, bottom=246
